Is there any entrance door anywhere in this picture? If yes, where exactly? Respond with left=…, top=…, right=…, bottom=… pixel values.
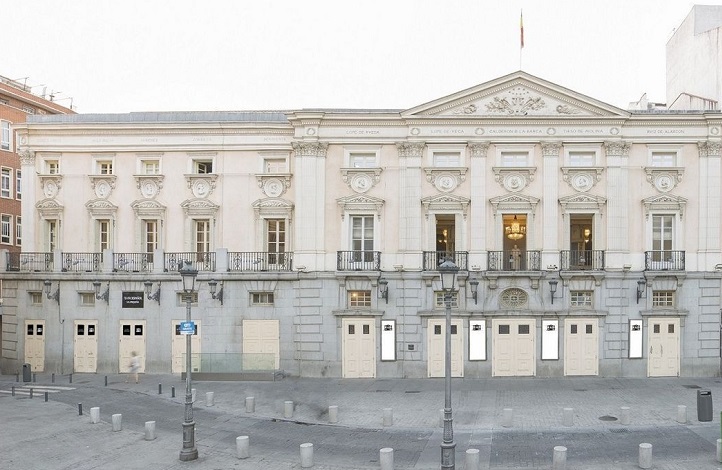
left=648, top=317, right=680, bottom=377
left=427, top=318, right=463, bottom=378
left=564, top=318, right=598, bottom=376
left=492, top=318, right=535, bottom=376
left=171, top=320, right=201, bottom=373
left=242, top=320, right=280, bottom=370
left=73, top=320, right=98, bottom=373
left=342, top=318, right=376, bottom=378
left=119, top=321, right=146, bottom=373
left=25, top=320, right=46, bottom=372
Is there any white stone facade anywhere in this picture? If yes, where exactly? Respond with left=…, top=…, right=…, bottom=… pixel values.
left=3, top=71, right=722, bottom=378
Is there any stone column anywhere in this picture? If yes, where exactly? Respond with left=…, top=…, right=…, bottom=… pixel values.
left=396, top=142, right=424, bottom=269
left=541, top=142, right=561, bottom=269
left=19, top=148, right=37, bottom=251
left=292, top=141, right=328, bottom=271
left=604, top=141, right=631, bottom=265
left=698, top=141, right=721, bottom=258
left=468, top=142, right=489, bottom=271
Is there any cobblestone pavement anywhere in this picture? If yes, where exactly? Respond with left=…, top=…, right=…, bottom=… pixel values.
left=2, top=374, right=722, bottom=469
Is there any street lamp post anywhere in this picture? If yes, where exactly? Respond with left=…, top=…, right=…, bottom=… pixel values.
left=438, top=258, right=459, bottom=469
left=179, top=261, right=199, bottom=462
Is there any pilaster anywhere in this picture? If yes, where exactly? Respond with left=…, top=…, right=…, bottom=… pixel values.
left=698, top=141, right=722, bottom=259
left=396, top=142, right=424, bottom=269
left=468, top=142, right=489, bottom=270
left=19, top=148, right=37, bottom=253
left=292, top=142, right=328, bottom=271
left=604, top=141, right=631, bottom=262
left=541, top=142, right=561, bottom=267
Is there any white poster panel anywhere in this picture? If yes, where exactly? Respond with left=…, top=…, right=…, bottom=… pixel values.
left=629, top=319, right=643, bottom=359
left=541, top=319, right=559, bottom=360
left=469, top=319, right=486, bottom=360
left=381, top=320, right=396, bottom=361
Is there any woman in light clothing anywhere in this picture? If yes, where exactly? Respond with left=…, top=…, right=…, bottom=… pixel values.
left=127, top=351, right=141, bottom=384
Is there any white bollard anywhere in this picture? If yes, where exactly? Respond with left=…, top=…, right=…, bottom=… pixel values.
left=284, top=400, right=294, bottom=419
left=562, top=408, right=573, bottom=427
left=552, top=446, right=567, bottom=470
left=676, top=405, right=687, bottom=424
left=329, top=405, right=338, bottom=424
left=236, top=435, right=250, bottom=459
left=145, top=421, right=156, bottom=440
left=246, top=396, right=255, bottom=413
left=90, top=407, right=100, bottom=424
left=716, top=438, right=722, bottom=463
left=383, top=408, right=393, bottom=427
left=465, top=448, right=480, bottom=470
left=112, top=413, right=122, bottom=432
left=380, top=447, right=394, bottom=470
left=300, top=442, right=314, bottom=468
left=502, top=408, right=513, bottom=428
left=206, top=391, right=214, bottom=407
left=191, top=388, right=197, bottom=403
left=620, top=406, right=631, bottom=425
left=638, top=443, right=652, bottom=469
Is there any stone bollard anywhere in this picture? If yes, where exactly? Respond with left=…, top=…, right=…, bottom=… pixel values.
left=236, top=435, right=250, bottom=459
left=676, top=405, right=687, bottom=424
left=90, top=407, right=100, bottom=424
left=716, top=438, right=722, bottom=463
left=503, top=408, right=513, bottom=428
left=562, top=408, right=573, bottom=427
left=620, top=406, right=631, bottom=425
left=383, top=408, right=393, bottom=427
left=246, top=396, right=255, bottom=413
left=191, top=388, right=196, bottom=403
left=465, top=448, right=480, bottom=470
left=284, top=400, right=294, bottom=419
left=380, top=447, right=394, bottom=470
left=300, top=442, right=314, bottom=468
left=145, top=421, right=156, bottom=440
left=206, top=391, right=214, bottom=407
left=329, top=405, right=338, bottom=424
left=112, top=414, right=122, bottom=432
left=638, top=443, right=652, bottom=469
left=552, top=446, right=567, bottom=470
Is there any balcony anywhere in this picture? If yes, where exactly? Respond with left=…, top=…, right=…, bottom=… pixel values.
left=164, top=252, right=216, bottom=272
left=228, top=252, right=293, bottom=271
left=337, top=251, right=381, bottom=271
left=114, top=253, right=153, bottom=273
left=560, top=250, right=605, bottom=271
left=645, top=251, right=685, bottom=271
left=62, top=252, right=102, bottom=272
left=6, top=252, right=54, bottom=272
left=487, top=250, right=542, bottom=271
left=422, top=251, right=469, bottom=271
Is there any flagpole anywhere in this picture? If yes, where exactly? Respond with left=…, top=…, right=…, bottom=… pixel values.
left=520, top=9, right=524, bottom=70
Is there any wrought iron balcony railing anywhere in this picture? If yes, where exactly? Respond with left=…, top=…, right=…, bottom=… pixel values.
left=645, top=250, right=685, bottom=271
left=422, top=251, right=469, bottom=271
left=487, top=250, right=542, bottom=271
left=337, top=251, right=381, bottom=271
left=114, top=253, right=154, bottom=273
left=228, top=252, right=293, bottom=271
left=165, top=252, right=216, bottom=272
left=560, top=250, right=605, bottom=271
left=7, top=252, right=54, bottom=272
left=62, top=252, right=102, bottom=272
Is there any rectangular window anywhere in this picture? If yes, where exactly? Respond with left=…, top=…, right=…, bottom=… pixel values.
left=1, top=121, right=10, bottom=151
left=570, top=290, right=593, bottom=307
left=1, top=214, right=11, bottom=244
left=194, top=160, right=213, bottom=174
left=195, top=219, right=210, bottom=252
left=80, top=292, right=95, bottom=306
left=141, top=160, right=160, bottom=175
left=1, top=168, right=11, bottom=198
left=97, top=219, right=111, bottom=251
left=16, top=216, right=21, bottom=245
left=47, top=220, right=57, bottom=252
left=500, top=151, right=528, bottom=167
left=266, top=219, right=286, bottom=264
left=251, top=292, right=274, bottom=305
left=569, top=151, right=595, bottom=166
left=30, top=291, right=42, bottom=305
left=499, top=324, right=510, bottom=334
left=144, top=220, right=158, bottom=255
left=15, top=170, right=21, bottom=200
left=652, top=290, right=674, bottom=307
left=264, top=158, right=287, bottom=173
left=349, top=153, right=377, bottom=168
left=651, top=152, right=676, bottom=167
left=652, top=215, right=673, bottom=259
left=45, top=160, right=59, bottom=174
left=351, top=215, right=374, bottom=261
left=177, top=292, right=199, bottom=304
left=348, top=290, right=372, bottom=308
left=433, top=152, right=460, bottom=167
left=97, top=160, right=113, bottom=175
left=434, top=291, right=459, bottom=308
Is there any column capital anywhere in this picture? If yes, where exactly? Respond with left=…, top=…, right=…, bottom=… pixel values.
left=291, top=141, right=328, bottom=158
left=541, top=142, right=561, bottom=157
left=604, top=140, right=630, bottom=157
left=18, top=147, right=36, bottom=165
left=698, top=140, right=722, bottom=157
left=467, top=142, right=489, bottom=158
left=396, top=142, right=425, bottom=158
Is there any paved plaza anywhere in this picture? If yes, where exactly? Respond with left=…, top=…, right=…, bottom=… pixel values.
left=2, top=373, right=722, bottom=469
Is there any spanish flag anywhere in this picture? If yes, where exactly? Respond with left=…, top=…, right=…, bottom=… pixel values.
left=520, top=10, right=524, bottom=48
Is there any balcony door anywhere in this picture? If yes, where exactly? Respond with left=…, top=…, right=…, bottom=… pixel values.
left=435, top=215, right=455, bottom=266
left=503, top=214, right=527, bottom=270
left=569, top=215, right=593, bottom=269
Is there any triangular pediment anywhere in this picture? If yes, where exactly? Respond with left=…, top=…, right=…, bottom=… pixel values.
left=404, top=71, right=629, bottom=118
left=559, top=194, right=607, bottom=213
left=489, top=193, right=540, bottom=214
left=421, top=194, right=471, bottom=219
left=643, top=194, right=688, bottom=219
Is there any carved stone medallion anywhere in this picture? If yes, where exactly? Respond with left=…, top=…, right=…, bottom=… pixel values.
left=350, top=173, right=373, bottom=193
left=43, top=180, right=59, bottom=198
left=192, top=179, right=211, bottom=198
left=94, top=180, right=112, bottom=199
left=141, top=180, right=159, bottom=198
left=262, top=178, right=285, bottom=197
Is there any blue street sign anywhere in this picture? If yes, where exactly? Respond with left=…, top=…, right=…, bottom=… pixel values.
left=179, top=321, right=195, bottom=335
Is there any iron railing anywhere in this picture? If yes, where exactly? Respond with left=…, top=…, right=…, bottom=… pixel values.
left=645, top=250, right=685, bottom=271
left=337, top=251, right=381, bottom=271
left=422, top=251, right=469, bottom=271
left=487, top=250, right=542, bottom=271
left=7, top=252, right=54, bottom=272
left=228, top=252, right=293, bottom=271
left=164, top=252, right=216, bottom=272
left=114, top=253, right=153, bottom=273
left=62, top=252, right=102, bottom=272
left=560, top=250, right=605, bottom=271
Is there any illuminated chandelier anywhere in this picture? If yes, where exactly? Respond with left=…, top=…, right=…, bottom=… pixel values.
left=505, top=215, right=526, bottom=240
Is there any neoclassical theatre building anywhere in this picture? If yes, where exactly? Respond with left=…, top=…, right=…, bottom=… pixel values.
left=4, top=71, right=722, bottom=379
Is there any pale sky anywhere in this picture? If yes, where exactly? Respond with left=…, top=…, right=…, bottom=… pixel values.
left=4, top=0, right=720, bottom=113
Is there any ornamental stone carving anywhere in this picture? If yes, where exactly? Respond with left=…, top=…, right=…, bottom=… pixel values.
left=561, top=167, right=604, bottom=192
left=492, top=167, right=536, bottom=192
left=18, top=148, right=36, bottom=165
left=485, top=87, right=546, bottom=115
left=499, top=288, right=528, bottom=309
left=699, top=140, right=722, bottom=157
left=468, top=142, right=490, bottom=158
left=40, top=176, right=62, bottom=198
left=36, top=198, right=64, bottom=219
left=604, top=141, right=630, bottom=157
left=131, top=199, right=167, bottom=219
left=396, top=142, right=425, bottom=158
left=540, top=142, right=561, bottom=157
left=340, top=168, right=382, bottom=194
left=424, top=168, right=467, bottom=193
left=644, top=167, right=684, bottom=193
left=90, top=175, right=116, bottom=199
left=292, top=141, right=328, bottom=158
left=184, top=174, right=217, bottom=199
left=255, top=174, right=291, bottom=197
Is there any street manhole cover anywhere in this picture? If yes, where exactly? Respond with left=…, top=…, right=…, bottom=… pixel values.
left=599, top=415, right=618, bottom=421
left=683, top=384, right=701, bottom=389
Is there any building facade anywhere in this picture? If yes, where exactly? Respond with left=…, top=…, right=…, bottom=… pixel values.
left=3, top=71, right=722, bottom=378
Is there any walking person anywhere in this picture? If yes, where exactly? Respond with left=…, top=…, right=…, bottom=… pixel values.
left=127, top=351, right=141, bottom=384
